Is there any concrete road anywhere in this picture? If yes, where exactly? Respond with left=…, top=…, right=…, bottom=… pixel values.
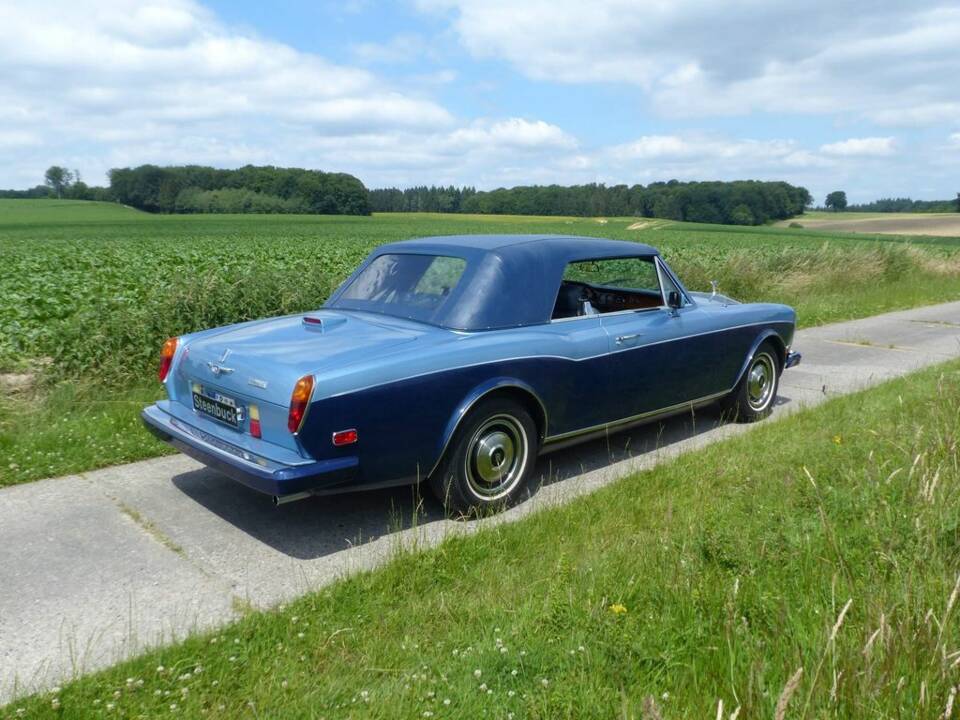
left=2, top=301, right=959, bottom=703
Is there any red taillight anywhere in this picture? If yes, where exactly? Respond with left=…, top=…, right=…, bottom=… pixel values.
left=332, top=429, right=358, bottom=446
left=288, top=375, right=314, bottom=434
left=249, top=404, right=261, bottom=439
left=158, top=337, right=179, bottom=382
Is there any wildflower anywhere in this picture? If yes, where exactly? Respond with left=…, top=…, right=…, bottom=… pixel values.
left=229, top=656, right=237, bottom=662
left=156, top=665, right=165, bottom=673
left=578, top=646, right=585, bottom=652
left=833, top=434, right=843, bottom=445
left=113, top=690, right=121, bottom=698
left=212, top=681, right=219, bottom=687
left=541, top=678, right=549, bottom=687
left=423, top=713, right=434, bottom=718
left=500, top=647, right=508, bottom=654
left=508, top=690, right=516, bottom=697
left=297, top=632, right=305, bottom=639
left=154, top=690, right=162, bottom=696
left=511, top=669, right=518, bottom=676
left=281, top=680, right=289, bottom=689
left=170, top=703, right=178, bottom=711
left=609, top=603, right=628, bottom=615
left=443, top=698, right=451, bottom=706
left=106, top=702, right=115, bottom=710
left=473, top=669, right=482, bottom=678
left=479, top=683, right=487, bottom=691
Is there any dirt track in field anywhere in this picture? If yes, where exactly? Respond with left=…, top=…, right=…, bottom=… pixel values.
left=780, top=213, right=960, bottom=237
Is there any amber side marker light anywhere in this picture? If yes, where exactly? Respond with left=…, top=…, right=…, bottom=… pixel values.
left=158, top=337, right=179, bottom=382
left=288, top=375, right=314, bottom=434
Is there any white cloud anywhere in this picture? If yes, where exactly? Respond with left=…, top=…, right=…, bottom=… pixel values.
left=819, top=137, right=896, bottom=157
left=0, top=0, right=455, bottom=185
left=447, top=118, right=577, bottom=150
left=428, top=1, right=960, bottom=124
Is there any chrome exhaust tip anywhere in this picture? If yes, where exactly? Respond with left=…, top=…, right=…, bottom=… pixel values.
left=272, top=491, right=314, bottom=506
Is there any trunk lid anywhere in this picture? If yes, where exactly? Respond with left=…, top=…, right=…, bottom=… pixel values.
left=177, top=310, right=420, bottom=405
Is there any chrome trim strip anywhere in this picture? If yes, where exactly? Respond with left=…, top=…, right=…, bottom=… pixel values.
left=541, top=390, right=730, bottom=444
left=325, top=320, right=783, bottom=400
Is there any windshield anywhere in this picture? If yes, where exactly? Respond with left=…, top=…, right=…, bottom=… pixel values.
left=329, top=253, right=468, bottom=324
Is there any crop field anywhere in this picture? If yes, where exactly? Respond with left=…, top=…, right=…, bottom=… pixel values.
left=776, top=210, right=960, bottom=237
left=2, top=199, right=960, bottom=485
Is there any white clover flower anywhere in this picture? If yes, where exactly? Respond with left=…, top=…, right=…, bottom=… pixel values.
left=500, top=647, right=508, bottom=654
left=170, top=703, right=178, bottom=711
left=156, top=665, right=165, bottom=673
left=578, top=646, right=585, bottom=652
left=113, top=690, right=121, bottom=698
left=106, top=702, right=115, bottom=710
left=541, top=678, right=549, bottom=687
left=154, top=690, right=162, bottom=697
left=229, top=656, right=237, bottom=662
left=443, top=699, right=451, bottom=706
left=508, top=690, right=516, bottom=697
left=51, top=698, right=61, bottom=709
left=474, top=669, right=482, bottom=678
left=519, top=651, right=526, bottom=657
left=662, top=692, right=669, bottom=700
left=479, top=683, right=487, bottom=691
left=281, top=680, right=288, bottom=689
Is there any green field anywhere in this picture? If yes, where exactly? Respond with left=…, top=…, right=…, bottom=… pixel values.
left=2, top=199, right=960, bottom=486
left=5, top=359, right=959, bottom=718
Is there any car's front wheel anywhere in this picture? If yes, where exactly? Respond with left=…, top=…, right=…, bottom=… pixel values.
left=429, top=397, right=538, bottom=517
left=722, top=341, right=780, bottom=422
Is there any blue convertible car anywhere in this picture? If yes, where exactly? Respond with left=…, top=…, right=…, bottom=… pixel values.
left=143, top=235, right=800, bottom=514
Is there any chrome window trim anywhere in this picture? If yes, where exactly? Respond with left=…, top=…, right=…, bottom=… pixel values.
left=549, top=255, right=667, bottom=324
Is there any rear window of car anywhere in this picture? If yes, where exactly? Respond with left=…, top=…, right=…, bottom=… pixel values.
left=331, top=253, right=468, bottom=324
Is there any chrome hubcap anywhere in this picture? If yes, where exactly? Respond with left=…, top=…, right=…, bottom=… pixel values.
left=747, top=352, right=776, bottom=411
left=465, top=415, right=527, bottom=500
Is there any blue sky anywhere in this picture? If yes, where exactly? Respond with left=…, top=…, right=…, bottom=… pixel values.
left=1, top=0, right=958, bottom=203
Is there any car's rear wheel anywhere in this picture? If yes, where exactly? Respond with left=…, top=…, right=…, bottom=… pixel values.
left=429, top=397, right=538, bottom=517
left=722, top=341, right=780, bottom=422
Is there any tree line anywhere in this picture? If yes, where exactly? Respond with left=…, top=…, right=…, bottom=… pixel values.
left=369, top=180, right=812, bottom=225
left=845, top=196, right=960, bottom=213
left=108, top=165, right=370, bottom=215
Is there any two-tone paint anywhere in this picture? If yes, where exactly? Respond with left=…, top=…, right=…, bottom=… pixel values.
left=142, top=235, right=800, bottom=500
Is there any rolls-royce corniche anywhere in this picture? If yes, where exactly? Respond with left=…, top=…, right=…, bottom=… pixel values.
left=142, top=235, right=801, bottom=514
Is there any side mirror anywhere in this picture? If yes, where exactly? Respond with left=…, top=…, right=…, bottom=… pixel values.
left=668, top=290, right=682, bottom=309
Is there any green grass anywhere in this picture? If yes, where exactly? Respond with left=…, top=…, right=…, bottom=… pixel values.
left=2, top=199, right=960, bottom=487
left=4, top=360, right=959, bottom=718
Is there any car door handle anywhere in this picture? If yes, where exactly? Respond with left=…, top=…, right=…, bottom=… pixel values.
left=615, top=333, right=641, bottom=344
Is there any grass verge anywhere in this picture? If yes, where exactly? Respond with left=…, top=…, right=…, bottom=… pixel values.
left=4, top=360, right=960, bottom=718
left=0, top=383, right=173, bottom=486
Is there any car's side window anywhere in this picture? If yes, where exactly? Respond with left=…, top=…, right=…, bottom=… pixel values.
left=552, top=257, right=664, bottom=320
